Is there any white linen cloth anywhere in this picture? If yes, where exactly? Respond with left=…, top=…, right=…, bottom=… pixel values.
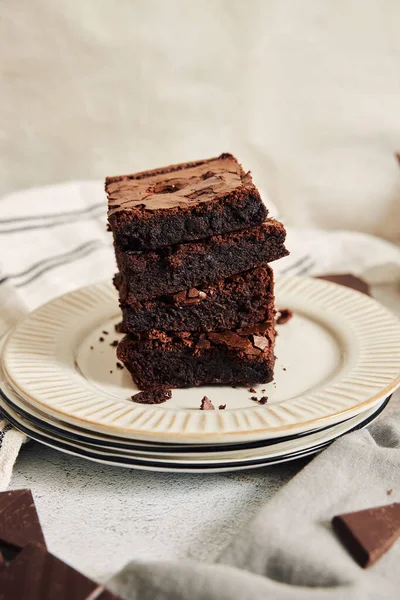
left=0, top=181, right=399, bottom=597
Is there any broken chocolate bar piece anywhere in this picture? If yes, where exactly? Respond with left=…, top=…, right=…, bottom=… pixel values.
left=0, top=543, right=122, bottom=600
left=0, top=489, right=46, bottom=562
left=317, top=274, right=370, bottom=296
left=332, top=502, right=400, bottom=568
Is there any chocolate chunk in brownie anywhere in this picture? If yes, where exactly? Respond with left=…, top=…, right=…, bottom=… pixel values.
left=106, top=153, right=267, bottom=250
left=117, top=322, right=276, bottom=389
left=115, top=219, right=288, bottom=301
left=116, top=265, right=274, bottom=332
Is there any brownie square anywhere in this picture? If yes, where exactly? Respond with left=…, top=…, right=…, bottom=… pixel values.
left=116, top=265, right=275, bottom=333
left=117, top=322, right=276, bottom=389
left=115, top=219, right=288, bottom=302
left=106, top=153, right=267, bottom=250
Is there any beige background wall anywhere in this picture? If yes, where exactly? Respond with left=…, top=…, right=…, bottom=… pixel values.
left=1, top=0, right=400, bottom=240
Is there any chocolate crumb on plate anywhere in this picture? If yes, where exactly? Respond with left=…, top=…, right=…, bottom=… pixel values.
left=259, top=396, right=268, bottom=404
left=200, top=396, right=215, bottom=410
left=102, top=330, right=109, bottom=335
left=249, top=387, right=257, bottom=394
left=131, top=388, right=172, bottom=405
left=116, top=362, right=124, bottom=370
left=110, top=340, right=119, bottom=347
left=332, top=502, right=400, bottom=568
left=387, top=489, right=393, bottom=496
left=99, top=337, right=104, bottom=342
left=219, top=404, right=226, bottom=410
left=250, top=396, right=258, bottom=402
left=90, top=346, right=93, bottom=350
left=276, top=308, right=293, bottom=325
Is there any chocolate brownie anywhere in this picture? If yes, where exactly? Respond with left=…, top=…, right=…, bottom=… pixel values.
left=116, top=265, right=275, bottom=332
left=117, top=322, right=276, bottom=389
left=116, top=219, right=288, bottom=301
left=106, top=153, right=267, bottom=250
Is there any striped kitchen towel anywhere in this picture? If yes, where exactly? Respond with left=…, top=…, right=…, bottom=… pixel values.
left=0, top=179, right=400, bottom=489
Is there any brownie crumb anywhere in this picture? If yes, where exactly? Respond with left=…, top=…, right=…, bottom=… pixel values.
left=259, top=396, right=269, bottom=404
left=110, top=340, right=119, bottom=347
left=90, top=346, right=94, bottom=350
left=116, top=362, right=124, bottom=370
left=251, top=396, right=258, bottom=402
left=200, top=396, right=215, bottom=410
left=283, top=367, right=286, bottom=371
left=387, top=489, right=393, bottom=496
left=261, top=388, right=266, bottom=392
left=276, top=308, right=293, bottom=325
left=115, top=322, right=123, bottom=332
left=102, top=330, right=109, bottom=335
left=131, top=387, right=172, bottom=405
left=231, top=385, right=237, bottom=389
left=106, top=223, right=112, bottom=232
left=109, top=370, right=113, bottom=374
left=249, top=387, right=257, bottom=394
left=99, top=337, right=104, bottom=342
left=219, top=404, right=226, bottom=410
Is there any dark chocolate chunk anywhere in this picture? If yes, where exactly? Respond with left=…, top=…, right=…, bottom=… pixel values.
left=0, top=490, right=46, bottom=562
left=332, top=502, right=400, bottom=568
left=131, top=388, right=172, bottom=405
left=0, top=543, right=100, bottom=600
left=200, top=397, right=215, bottom=410
left=276, top=308, right=293, bottom=325
left=317, top=274, right=370, bottom=296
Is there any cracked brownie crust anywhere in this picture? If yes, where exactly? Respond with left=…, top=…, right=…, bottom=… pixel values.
left=106, top=153, right=267, bottom=250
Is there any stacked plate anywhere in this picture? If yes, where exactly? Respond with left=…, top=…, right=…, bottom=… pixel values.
left=1, top=276, right=399, bottom=473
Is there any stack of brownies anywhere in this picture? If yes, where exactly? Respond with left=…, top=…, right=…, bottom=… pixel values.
left=106, top=153, right=288, bottom=400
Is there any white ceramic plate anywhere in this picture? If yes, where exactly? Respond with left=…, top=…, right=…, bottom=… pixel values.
left=2, top=277, right=400, bottom=444
left=0, top=391, right=389, bottom=472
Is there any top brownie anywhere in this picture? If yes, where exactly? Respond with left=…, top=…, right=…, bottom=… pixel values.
left=106, top=153, right=267, bottom=250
